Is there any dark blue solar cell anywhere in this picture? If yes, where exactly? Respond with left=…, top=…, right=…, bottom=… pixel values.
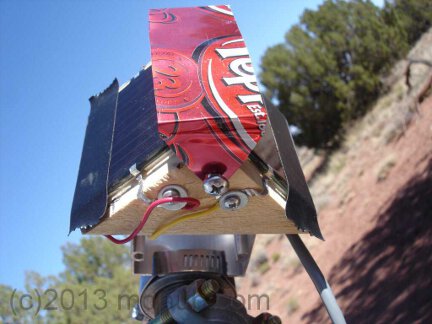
left=70, top=68, right=167, bottom=232
left=108, top=67, right=166, bottom=188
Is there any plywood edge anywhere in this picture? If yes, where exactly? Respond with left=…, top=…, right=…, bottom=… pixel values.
left=87, top=153, right=299, bottom=235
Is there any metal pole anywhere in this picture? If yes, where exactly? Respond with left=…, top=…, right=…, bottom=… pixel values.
left=286, top=234, right=346, bottom=324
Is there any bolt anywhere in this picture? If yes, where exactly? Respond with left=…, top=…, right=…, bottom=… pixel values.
left=223, top=196, right=241, bottom=209
left=203, top=174, right=229, bottom=196
left=187, top=279, right=220, bottom=312
left=159, top=310, right=174, bottom=324
left=149, top=309, right=174, bottom=324
left=199, top=279, right=220, bottom=300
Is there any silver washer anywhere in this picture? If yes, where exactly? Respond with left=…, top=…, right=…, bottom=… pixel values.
left=219, top=191, right=248, bottom=211
left=157, top=185, right=188, bottom=210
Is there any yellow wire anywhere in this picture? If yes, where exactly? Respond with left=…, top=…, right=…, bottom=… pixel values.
left=150, top=204, right=219, bottom=240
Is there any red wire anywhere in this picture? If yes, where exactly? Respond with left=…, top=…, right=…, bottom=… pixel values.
left=105, top=196, right=200, bottom=244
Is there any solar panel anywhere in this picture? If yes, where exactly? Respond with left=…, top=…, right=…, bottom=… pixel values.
left=108, top=67, right=166, bottom=188
left=70, top=67, right=167, bottom=232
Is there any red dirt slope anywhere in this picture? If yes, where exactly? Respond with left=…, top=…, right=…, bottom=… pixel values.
left=237, top=30, right=432, bottom=323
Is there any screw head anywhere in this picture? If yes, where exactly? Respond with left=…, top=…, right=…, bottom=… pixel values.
left=223, top=196, right=241, bottom=209
left=203, top=175, right=229, bottom=196
left=161, top=189, right=180, bottom=199
left=219, top=191, right=248, bottom=210
left=157, top=185, right=188, bottom=210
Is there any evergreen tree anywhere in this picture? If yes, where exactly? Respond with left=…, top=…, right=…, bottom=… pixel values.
left=1, top=238, right=139, bottom=323
left=385, top=0, right=432, bottom=45
left=261, top=0, right=408, bottom=148
left=47, top=238, right=138, bottom=323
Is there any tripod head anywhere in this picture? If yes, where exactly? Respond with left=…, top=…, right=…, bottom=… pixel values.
left=132, top=234, right=265, bottom=322
left=132, top=235, right=281, bottom=323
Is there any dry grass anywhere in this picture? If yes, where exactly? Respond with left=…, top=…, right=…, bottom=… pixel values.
left=258, top=261, right=271, bottom=274
left=376, top=155, right=397, bottom=182
left=241, top=29, right=432, bottom=324
left=287, top=297, right=300, bottom=315
left=271, top=252, right=281, bottom=263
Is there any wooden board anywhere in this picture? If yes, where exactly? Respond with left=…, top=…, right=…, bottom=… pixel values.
left=87, top=152, right=299, bottom=235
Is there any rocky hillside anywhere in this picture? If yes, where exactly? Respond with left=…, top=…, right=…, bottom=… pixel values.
left=237, top=29, right=432, bottom=323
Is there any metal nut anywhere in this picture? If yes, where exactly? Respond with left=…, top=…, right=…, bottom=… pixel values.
left=203, top=174, right=229, bottom=196
left=131, top=304, right=144, bottom=321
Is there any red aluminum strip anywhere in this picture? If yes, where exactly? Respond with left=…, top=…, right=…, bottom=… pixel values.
left=149, top=5, right=267, bottom=180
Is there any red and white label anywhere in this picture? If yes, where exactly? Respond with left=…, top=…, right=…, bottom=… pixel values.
left=149, top=6, right=267, bottom=179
